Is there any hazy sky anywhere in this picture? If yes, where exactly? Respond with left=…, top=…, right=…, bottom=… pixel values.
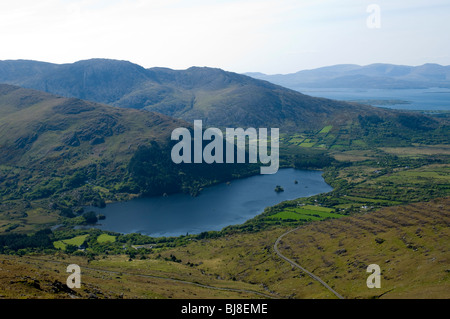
left=1, top=0, right=449, bottom=74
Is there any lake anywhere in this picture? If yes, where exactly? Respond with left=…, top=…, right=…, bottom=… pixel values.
left=84, top=168, right=332, bottom=237
left=295, top=87, right=450, bottom=111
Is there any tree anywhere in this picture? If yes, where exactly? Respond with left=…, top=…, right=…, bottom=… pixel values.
left=65, top=244, right=78, bottom=254
left=83, top=211, right=98, bottom=224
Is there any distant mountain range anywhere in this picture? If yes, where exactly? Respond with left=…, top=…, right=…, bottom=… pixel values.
left=0, top=59, right=397, bottom=132
left=1, top=59, right=447, bottom=150
left=245, top=63, right=450, bottom=90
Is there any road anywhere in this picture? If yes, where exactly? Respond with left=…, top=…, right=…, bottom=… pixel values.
left=273, top=227, right=345, bottom=299
left=16, top=228, right=345, bottom=300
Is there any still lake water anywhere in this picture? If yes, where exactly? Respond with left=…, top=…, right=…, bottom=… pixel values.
left=85, top=168, right=332, bottom=237
left=296, top=88, right=450, bottom=111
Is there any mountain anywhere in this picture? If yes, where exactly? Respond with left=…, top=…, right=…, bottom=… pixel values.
left=0, top=83, right=180, bottom=169
left=0, top=59, right=151, bottom=104
left=0, top=59, right=447, bottom=151
left=0, top=59, right=405, bottom=132
left=245, top=63, right=450, bottom=90
left=0, top=84, right=257, bottom=221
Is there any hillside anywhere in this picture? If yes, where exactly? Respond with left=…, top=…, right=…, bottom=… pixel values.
left=0, top=81, right=448, bottom=301
left=245, top=63, right=450, bottom=90
left=0, top=58, right=433, bottom=133
left=0, top=84, right=256, bottom=232
left=273, top=196, right=450, bottom=298
left=0, top=84, right=180, bottom=166
left=1, top=197, right=448, bottom=299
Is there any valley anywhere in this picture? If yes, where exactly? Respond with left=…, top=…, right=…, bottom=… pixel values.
left=1, top=134, right=448, bottom=298
left=0, top=59, right=448, bottom=299
left=1, top=196, right=448, bottom=299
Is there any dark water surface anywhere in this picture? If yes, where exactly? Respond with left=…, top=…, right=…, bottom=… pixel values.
left=85, top=168, right=332, bottom=237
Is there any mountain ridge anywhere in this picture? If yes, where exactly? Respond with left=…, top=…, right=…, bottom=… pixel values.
left=0, top=59, right=447, bottom=150
left=0, top=58, right=408, bottom=132
left=244, top=63, right=450, bottom=89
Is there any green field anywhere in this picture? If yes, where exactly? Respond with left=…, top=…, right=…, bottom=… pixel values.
left=270, top=205, right=341, bottom=221
left=300, top=142, right=315, bottom=147
left=341, top=196, right=401, bottom=205
left=97, top=233, right=116, bottom=243
left=53, top=234, right=89, bottom=250
left=289, top=138, right=305, bottom=144
left=376, top=165, right=449, bottom=184
left=351, top=139, right=367, bottom=147
left=319, top=125, right=332, bottom=134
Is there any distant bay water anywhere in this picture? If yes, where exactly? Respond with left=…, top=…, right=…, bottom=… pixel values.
left=84, top=168, right=332, bottom=237
left=296, top=88, right=450, bottom=111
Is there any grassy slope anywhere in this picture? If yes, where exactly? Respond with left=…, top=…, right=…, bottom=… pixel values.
left=0, top=255, right=263, bottom=299
left=277, top=197, right=450, bottom=299
left=1, top=197, right=447, bottom=299
left=165, top=197, right=450, bottom=299
left=0, top=84, right=180, bottom=167
left=0, top=84, right=184, bottom=232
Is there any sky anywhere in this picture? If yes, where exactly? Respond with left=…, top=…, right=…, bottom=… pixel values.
left=0, top=0, right=449, bottom=74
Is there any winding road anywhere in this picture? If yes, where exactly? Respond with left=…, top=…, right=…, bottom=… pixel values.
left=273, top=227, right=344, bottom=299
left=17, top=227, right=345, bottom=299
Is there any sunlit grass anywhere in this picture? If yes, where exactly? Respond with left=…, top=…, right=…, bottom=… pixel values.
left=53, top=234, right=89, bottom=250
left=97, top=233, right=116, bottom=243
